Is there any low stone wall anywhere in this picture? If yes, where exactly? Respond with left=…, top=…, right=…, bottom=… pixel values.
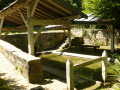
left=72, top=29, right=120, bottom=46
left=1, top=32, right=66, bottom=53
left=0, top=40, right=42, bottom=83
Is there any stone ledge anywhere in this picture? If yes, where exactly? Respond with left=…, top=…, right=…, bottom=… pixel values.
left=0, top=40, right=43, bottom=83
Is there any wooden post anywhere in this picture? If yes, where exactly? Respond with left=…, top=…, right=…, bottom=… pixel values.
left=110, top=25, right=114, bottom=54
left=0, top=17, right=4, bottom=38
left=102, top=50, right=108, bottom=84
left=107, top=25, right=114, bottom=53
left=66, top=60, right=74, bottom=90
left=68, top=28, right=72, bottom=49
left=27, top=6, right=34, bottom=55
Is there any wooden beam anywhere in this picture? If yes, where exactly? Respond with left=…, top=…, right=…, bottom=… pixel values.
left=38, top=0, right=67, bottom=16
left=26, top=6, right=34, bottom=55
left=36, top=8, right=55, bottom=18
left=34, top=25, right=45, bottom=43
left=31, top=0, right=39, bottom=17
left=19, top=9, right=28, bottom=27
left=47, top=0, right=72, bottom=15
left=63, top=30, right=69, bottom=37
left=2, top=31, right=9, bottom=39
left=110, top=25, right=115, bottom=54
left=2, top=27, right=27, bottom=31
left=0, top=17, right=4, bottom=37
left=29, top=18, right=72, bottom=25
left=73, top=21, right=113, bottom=25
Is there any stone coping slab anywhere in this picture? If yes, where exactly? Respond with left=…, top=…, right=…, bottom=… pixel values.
left=0, top=40, right=43, bottom=83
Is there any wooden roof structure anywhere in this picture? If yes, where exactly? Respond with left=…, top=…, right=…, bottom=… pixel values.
left=0, top=0, right=87, bottom=55
left=0, top=0, right=87, bottom=26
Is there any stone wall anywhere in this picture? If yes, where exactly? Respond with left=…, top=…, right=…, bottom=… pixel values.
left=1, top=32, right=66, bottom=52
left=72, top=29, right=120, bottom=46
left=0, top=40, right=42, bottom=83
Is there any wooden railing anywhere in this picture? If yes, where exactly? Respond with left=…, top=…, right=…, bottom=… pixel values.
left=66, top=50, right=108, bottom=90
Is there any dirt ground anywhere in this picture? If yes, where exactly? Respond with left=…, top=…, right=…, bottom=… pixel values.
left=0, top=52, right=68, bottom=90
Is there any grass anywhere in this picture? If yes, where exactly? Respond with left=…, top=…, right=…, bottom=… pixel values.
left=41, top=53, right=102, bottom=81
left=41, top=53, right=89, bottom=71
left=0, top=77, right=12, bottom=90
left=41, top=46, right=120, bottom=89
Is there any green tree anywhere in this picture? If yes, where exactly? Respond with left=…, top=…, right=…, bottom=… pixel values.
left=64, top=0, right=83, bottom=10
left=82, top=0, right=120, bottom=23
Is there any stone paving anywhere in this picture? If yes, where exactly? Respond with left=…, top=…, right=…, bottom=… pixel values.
left=0, top=52, right=68, bottom=90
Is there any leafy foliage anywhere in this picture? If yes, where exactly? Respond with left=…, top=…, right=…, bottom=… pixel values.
left=82, top=0, right=120, bottom=22
left=64, top=0, right=83, bottom=10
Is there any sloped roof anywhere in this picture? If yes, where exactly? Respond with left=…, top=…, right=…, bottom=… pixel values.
left=0, top=0, right=87, bottom=26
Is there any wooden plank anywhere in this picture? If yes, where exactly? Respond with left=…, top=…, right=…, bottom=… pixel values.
left=36, top=8, right=55, bottom=18
left=74, top=57, right=104, bottom=71
left=34, top=25, right=45, bottom=43
left=46, top=0, right=72, bottom=15
left=38, top=0, right=67, bottom=16
left=29, top=18, right=72, bottom=25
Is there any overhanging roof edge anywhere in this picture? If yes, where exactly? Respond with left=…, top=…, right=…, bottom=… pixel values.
left=58, top=0, right=88, bottom=19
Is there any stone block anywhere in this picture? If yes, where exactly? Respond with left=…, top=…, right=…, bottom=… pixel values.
left=0, top=40, right=43, bottom=83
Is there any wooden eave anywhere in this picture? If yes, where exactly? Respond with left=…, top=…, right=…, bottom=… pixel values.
left=0, top=0, right=87, bottom=26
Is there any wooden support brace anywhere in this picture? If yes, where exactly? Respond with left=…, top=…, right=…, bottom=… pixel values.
left=63, top=30, right=69, bottom=37
left=0, top=17, right=4, bottom=38
left=34, top=25, right=45, bottom=43
left=31, top=0, right=39, bottom=17
left=2, top=32, right=9, bottom=39
left=19, top=9, right=28, bottom=27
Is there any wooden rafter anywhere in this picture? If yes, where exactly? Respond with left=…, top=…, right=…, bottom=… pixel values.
left=36, top=8, right=55, bottom=18
left=46, top=0, right=72, bottom=15
left=36, top=6, right=59, bottom=18
left=38, top=0, right=67, bottom=16
left=31, top=0, right=39, bottom=17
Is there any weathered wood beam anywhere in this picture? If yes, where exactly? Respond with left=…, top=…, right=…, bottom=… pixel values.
left=36, top=8, right=55, bottom=18
left=57, top=15, right=82, bottom=20
left=0, top=17, right=4, bottom=37
left=73, top=21, right=113, bottom=25
left=19, top=9, right=28, bottom=27
left=29, top=18, right=72, bottom=25
left=26, top=6, right=34, bottom=55
left=38, top=0, right=66, bottom=16
left=47, top=0, right=72, bottom=15
left=2, top=27, right=27, bottom=31
left=34, top=25, right=45, bottom=43
left=63, top=30, right=69, bottom=37
left=2, top=31, right=9, bottom=39
left=0, top=0, right=33, bottom=17
left=31, top=0, right=39, bottom=17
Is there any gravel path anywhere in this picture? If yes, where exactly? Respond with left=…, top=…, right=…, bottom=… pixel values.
left=0, top=52, right=67, bottom=90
